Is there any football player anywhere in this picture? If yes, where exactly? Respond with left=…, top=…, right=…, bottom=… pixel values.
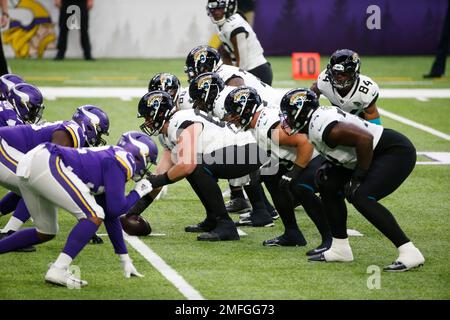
left=137, top=90, right=268, bottom=241
left=185, top=46, right=281, bottom=216
left=0, top=102, right=110, bottom=248
left=206, top=0, right=273, bottom=85
left=0, top=131, right=157, bottom=287
left=0, top=74, right=24, bottom=100
left=311, top=49, right=382, bottom=125
left=223, top=86, right=331, bottom=254
left=280, top=88, right=424, bottom=271
left=148, top=72, right=193, bottom=110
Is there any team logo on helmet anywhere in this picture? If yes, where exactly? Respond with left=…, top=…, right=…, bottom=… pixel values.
left=289, top=91, right=307, bottom=107
left=198, top=75, right=212, bottom=90
left=352, top=52, right=360, bottom=62
left=233, top=89, right=250, bottom=111
left=160, top=74, right=173, bottom=87
left=194, top=49, right=207, bottom=64
left=146, top=94, right=163, bottom=117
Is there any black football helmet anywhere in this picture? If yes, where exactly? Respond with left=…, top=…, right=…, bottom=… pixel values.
left=224, top=86, right=262, bottom=130
left=137, top=90, right=174, bottom=136
left=280, top=88, right=319, bottom=135
left=148, top=73, right=181, bottom=104
left=326, top=49, right=361, bottom=90
left=185, top=45, right=221, bottom=83
left=189, top=72, right=225, bottom=113
left=206, top=0, right=238, bottom=25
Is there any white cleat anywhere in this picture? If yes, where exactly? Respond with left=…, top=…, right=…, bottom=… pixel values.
left=45, top=264, right=88, bottom=288
left=384, top=245, right=425, bottom=272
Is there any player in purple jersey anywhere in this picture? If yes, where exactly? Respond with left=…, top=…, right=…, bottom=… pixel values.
left=0, top=131, right=157, bottom=288
left=0, top=74, right=24, bottom=100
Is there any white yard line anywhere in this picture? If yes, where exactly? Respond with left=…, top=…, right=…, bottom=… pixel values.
left=378, top=108, right=450, bottom=141
left=124, top=233, right=205, bottom=300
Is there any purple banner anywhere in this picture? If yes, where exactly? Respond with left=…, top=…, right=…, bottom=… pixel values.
left=254, top=0, right=448, bottom=55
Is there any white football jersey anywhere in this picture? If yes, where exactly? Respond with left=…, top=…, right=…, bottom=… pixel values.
left=216, top=13, right=266, bottom=70
left=177, top=87, right=194, bottom=110
left=317, top=70, right=379, bottom=117
left=165, top=109, right=255, bottom=156
left=215, top=64, right=283, bottom=107
left=308, top=106, right=384, bottom=169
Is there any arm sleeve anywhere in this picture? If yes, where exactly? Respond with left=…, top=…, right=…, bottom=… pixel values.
left=102, top=158, right=140, bottom=218
left=104, top=215, right=128, bottom=255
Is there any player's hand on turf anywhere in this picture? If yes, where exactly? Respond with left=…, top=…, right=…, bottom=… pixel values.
left=120, top=254, right=144, bottom=278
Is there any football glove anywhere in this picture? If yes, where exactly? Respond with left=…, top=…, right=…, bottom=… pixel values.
left=279, top=163, right=304, bottom=189
left=119, top=254, right=144, bottom=278
left=343, top=167, right=368, bottom=203
left=133, top=179, right=153, bottom=198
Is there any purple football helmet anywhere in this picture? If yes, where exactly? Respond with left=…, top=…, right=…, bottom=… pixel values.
left=72, top=105, right=110, bottom=147
left=8, top=83, right=44, bottom=124
left=0, top=74, right=24, bottom=99
left=117, top=131, right=158, bottom=181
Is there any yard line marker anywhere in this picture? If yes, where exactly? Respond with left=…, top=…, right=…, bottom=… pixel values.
left=378, top=108, right=450, bottom=141
left=124, top=233, right=205, bottom=300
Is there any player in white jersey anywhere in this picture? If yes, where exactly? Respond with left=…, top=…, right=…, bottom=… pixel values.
left=280, top=88, right=425, bottom=270
left=206, top=0, right=273, bottom=85
left=136, top=90, right=268, bottom=241
left=311, top=49, right=382, bottom=125
left=148, top=72, right=194, bottom=111
left=185, top=45, right=282, bottom=107
left=223, top=86, right=332, bottom=254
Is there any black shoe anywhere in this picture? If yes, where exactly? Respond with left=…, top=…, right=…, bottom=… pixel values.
left=306, top=240, right=331, bottom=256
left=308, top=252, right=327, bottom=262
left=197, top=219, right=240, bottom=241
left=263, top=233, right=306, bottom=247
left=90, top=234, right=104, bottom=244
left=235, top=216, right=274, bottom=227
left=423, top=73, right=442, bottom=79
left=0, top=230, right=14, bottom=240
left=185, top=220, right=215, bottom=233
left=270, top=210, right=279, bottom=220
left=383, top=261, right=424, bottom=272
left=225, top=198, right=251, bottom=214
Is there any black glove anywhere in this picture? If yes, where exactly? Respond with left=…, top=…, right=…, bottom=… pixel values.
left=147, top=172, right=173, bottom=189
left=279, top=163, right=304, bottom=189
left=344, top=167, right=367, bottom=203
left=314, top=162, right=333, bottom=189
left=90, top=233, right=104, bottom=245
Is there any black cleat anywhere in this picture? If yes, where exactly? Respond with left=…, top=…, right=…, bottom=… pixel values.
left=270, top=210, right=280, bottom=220
left=225, top=198, right=251, bottom=214
left=235, top=216, right=274, bottom=227
left=0, top=230, right=14, bottom=240
left=383, top=261, right=424, bottom=272
left=185, top=220, right=215, bottom=233
left=90, top=234, right=104, bottom=245
left=308, top=252, right=327, bottom=262
left=197, top=219, right=240, bottom=241
left=306, top=240, right=332, bottom=256
left=263, top=234, right=306, bottom=247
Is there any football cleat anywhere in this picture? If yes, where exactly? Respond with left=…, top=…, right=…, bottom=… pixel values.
left=306, top=240, right=332, bottom=256
left=240, top=210, right=279, bottom=220
left=184, top=220, right=216, bottom=233
left=225, top=198, right=251, bottom=214
left=383, top=261, right=424, bottom=272
left=235, top=209, right=274, bottom=227
left=197, top=219, right=240, bottom=241
left=90, top=233, right=104, bottom=244
left=308, top=247, right=354, bottom=262
left=45, top=264, right=88, bottom=288
left=263, top=233, right=307, bottom=247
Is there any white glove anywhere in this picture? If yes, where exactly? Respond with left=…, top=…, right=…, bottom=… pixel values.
left=119, top=254, right=144, bottom=278
left=133, top=179, right=153, bottom=198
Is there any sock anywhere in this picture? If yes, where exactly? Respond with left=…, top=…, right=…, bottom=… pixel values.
left=54, top=252, right=73, bottom=269
left=2, top=216, right=24, bottom=233
left=13, top=199, right=31, bottom=222
left=397, top=242, right=424, bottom=266
left=0, top=192, right=21, bottom=216
left=62, top=219, right=99, bottom=259
left=0, top=228, right=43, bottom=253
left=230, top=185, right=245, bottom=199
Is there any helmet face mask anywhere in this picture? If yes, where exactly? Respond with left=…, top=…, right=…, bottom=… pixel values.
left=72, top=105, right=110, bottom=147
left=8, top=83, right=45, bottom=124
left=224, top=86, right=262, bottom=131
left=189, top=72, right=225, bottom=113
left=148, top=73, right=181, bottom=104
left=138, top=91, right=174, bottom=136
left=117, top=131, right=158, bottom=181
left=326, top=49, right=360, bottom=90
left=280, top=89, right=319, bottom=135
left=206, top=0, right=237, bottom=25
left=185, top=46, right=221, bottom=83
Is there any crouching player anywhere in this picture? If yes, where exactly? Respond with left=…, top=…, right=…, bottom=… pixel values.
left=0, top=131, right=157, bottom=287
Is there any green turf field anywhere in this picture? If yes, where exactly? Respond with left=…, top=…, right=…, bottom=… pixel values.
left=0, top=57, right=449, bottom=300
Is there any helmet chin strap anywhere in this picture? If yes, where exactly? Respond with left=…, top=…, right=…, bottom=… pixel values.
left=210, top=15, right=226, bottom=26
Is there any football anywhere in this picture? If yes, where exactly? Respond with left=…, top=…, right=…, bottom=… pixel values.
left=120, top=214, right=152, bottom=236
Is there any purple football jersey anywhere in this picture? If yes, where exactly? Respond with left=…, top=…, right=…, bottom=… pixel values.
left=0, top=120, right=85, bottom=153
left=45, top=144, right=136, bottom=194
left=0, top=100, right=22, bottom=127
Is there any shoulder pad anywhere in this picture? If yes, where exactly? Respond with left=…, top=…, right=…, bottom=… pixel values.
left=114, top=149, right=136, bottom=180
